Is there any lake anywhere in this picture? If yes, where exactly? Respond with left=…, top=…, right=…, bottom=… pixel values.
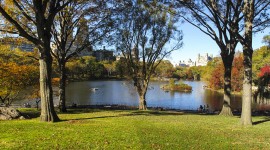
left=65, top=80, right=244, bottom=111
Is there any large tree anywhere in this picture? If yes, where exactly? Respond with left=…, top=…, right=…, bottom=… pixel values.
left=0, top=0, right=70, bottom=122
left=235, top=0, right=270, bottom=125
left=177, top=0, right=243, bottom=116
left=51, top=1, right=114, bottom=112
left=116, top=0, right=182, bottom=110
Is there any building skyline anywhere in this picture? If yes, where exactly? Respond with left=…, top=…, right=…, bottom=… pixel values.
left=178, top=53, right=213, bottom=67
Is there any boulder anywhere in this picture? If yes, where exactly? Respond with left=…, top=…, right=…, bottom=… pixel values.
left=0, top=107, right=22, bottom=120
left=0, top=114, right=12, bottom=120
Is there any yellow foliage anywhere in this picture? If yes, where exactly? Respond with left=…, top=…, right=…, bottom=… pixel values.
left=0, top=60, right=39, bottom=100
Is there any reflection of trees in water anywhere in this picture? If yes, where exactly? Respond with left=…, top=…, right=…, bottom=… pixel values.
left=254, top=97, right=270, bottom=105
left=122, top=81, right=137, bottom=96
left=203, top=90, right=223, bottom=111
left=253, top=90, right=270, bottom=112
left=253, top=88, right=270, bottom=105
left=203, top=89, right=242, bottom=111
left=168, top=90, right=192, bottom=97
left=230, top=96, right=242, bottom=111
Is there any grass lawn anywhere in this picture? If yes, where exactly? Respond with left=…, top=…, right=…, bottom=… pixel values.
left=1, top=108, right=270, bottom=149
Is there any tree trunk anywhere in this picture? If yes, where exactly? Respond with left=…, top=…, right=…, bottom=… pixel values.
left=39, top=55, right=60, bottom=122
left=219, top=64, right=233, bottom=116
left=59, top=61, right=67, bottom=112
left=240, top=1, right=254, bottom=125
left=139, top=93, right=147, bottom=110
left=134, top=78, right=148, bottom=110
left=241, top=45, right=253, bottom=125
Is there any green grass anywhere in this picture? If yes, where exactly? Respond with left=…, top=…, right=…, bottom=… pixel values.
left=1, top=109, right=270, bottom=149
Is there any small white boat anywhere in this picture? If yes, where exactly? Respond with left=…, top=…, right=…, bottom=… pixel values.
left=90, top=88, right=99, bottom=91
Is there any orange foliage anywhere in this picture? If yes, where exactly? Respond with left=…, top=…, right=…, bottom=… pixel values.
left=232, top=55, right=244, bottom=92
left=209, top=62, right=224, bottom=90
left=0, top=61, right=39, bottom=105
left=52, top=78, right=60, bottom=86
left=208, top=55, right=244, bottom=92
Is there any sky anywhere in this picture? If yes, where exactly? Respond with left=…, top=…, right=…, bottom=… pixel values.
left=167, top=23, right=270, bottom=66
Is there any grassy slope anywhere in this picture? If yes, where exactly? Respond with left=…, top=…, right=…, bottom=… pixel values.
left=1, top=109, right=270, bottom=149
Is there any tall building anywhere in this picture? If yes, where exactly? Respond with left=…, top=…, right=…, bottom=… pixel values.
left=178, top=53, right=213, bottom=67
left=196, top=53, right=213, bottom=66
left=92, top=46, right=115, bottom=61
left=0, top=37, right=35, bottom=52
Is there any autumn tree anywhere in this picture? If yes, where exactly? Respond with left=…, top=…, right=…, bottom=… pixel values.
left=116, top=0, right=182, bottom=110
left=231, top=54, right=244, bottom=92
left=209, top=61, right=224, bottom=90
left=253, top=65, right=270, bottom=104
left=252, top=46, right=270, bottom=83
left=206, top=55, right=243, bottom=92
left=0, top=0, right=70, bottom=122
left=258, top=65, right=270, bottom=83
left=0, top=46, right=39, bottom=106
left=101, top=61, right=116, bottom=77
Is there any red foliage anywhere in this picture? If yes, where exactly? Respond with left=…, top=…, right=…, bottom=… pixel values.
left=231, top=55, right=244, bottom=92
left=258, top=65, right=270, bottom=77
left=208, top=55, right=244, bottom=92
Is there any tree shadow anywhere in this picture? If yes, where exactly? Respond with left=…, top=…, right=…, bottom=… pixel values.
left=19, top=107, right=219, bottom=121
left=21, top=111, right=40, bottom=119
left=59, top=110, right=187, bottom=122
left=60, top=115, right=120, bottom=122
left=128, top=110, right=185, bottom=116
left=59, top=108, right=104, bottom=114
left=253, top=116, right=270, bottom=125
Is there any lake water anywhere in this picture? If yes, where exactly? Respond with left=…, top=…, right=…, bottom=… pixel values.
left=65, top=80, right=244, bottom=111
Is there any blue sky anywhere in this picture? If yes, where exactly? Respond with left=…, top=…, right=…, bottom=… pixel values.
left=167, top=23, right=270, bottom=65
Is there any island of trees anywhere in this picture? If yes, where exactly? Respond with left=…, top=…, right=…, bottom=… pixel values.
left=161, top=79, right=192, bottom=92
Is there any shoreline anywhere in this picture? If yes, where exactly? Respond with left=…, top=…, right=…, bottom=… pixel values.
left=203, top=87, right=242, bottom=96
left=13, top=104, right=270, bottom=117
left=65, top=104, right=270, bottom=116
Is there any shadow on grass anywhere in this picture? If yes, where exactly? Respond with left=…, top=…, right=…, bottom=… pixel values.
left=21, top=111, right=40, bottom=119
left=59, top=108, right=104, bottom=114
left=63, top=107, right=217, bottom=116
left=61, top=115, right=120, bottom=122
left=253, top=117, right=270, bottom=125
left=60, top=110, right=199, bottom=122
left=20, top=108, right=217, bottom=121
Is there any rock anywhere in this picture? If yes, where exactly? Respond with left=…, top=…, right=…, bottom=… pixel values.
left=19, top=116, right=26, bottom=120
left=0, top=107, right=22, bottom=120
left=0, top=114, right=12, bottom=120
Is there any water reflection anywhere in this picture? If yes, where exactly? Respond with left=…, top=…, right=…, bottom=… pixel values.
left=65, top=80, right=262, bottom=111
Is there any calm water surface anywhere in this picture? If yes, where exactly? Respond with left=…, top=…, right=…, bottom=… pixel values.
left=65, top=80, right=244, bottom=111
